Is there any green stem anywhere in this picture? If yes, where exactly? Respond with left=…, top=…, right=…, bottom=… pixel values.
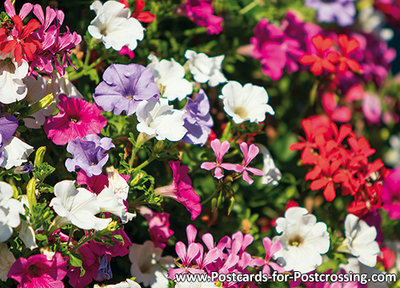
left=71, top=232, right=96, bottom=253
left=239, top=0, right=259, bottom=14
left=201, top=189, right=218, bottom=205
left=67, top=227, right=76, bottom=246
left=68, top=56, right=105, bottom=81
left=309, top=80, right=319, bottom=106
left=134, top=156, right=155, bottom=172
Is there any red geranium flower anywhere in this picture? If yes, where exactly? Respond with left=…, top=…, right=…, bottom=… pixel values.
left=336, top=34, right=362, bottom=73
left=0, top=15, right=41, bottom=62
left=299, top=35, right=339, bottom=76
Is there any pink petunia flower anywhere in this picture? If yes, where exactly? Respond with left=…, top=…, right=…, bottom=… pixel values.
left=76, top=170, right=108, bottom=194
left=138, top=206, right=174, bottom=249
left=155, top=161, right=201, bottom=220
left=200, top=139, right=234, bottom=179
left=382, top=167, right=400, bottom=219
left=8, top=252, right=67, bottom=288
left=44, top=94, right=107, bottom=145
left=68, top=230, right=132, bottom=288
left=228, top=142, right=264, bottom=184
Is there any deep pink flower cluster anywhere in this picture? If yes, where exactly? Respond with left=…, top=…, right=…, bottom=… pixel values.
left=251, top=11, right=396, bottom=85
left=251, top=12, right=321, bottom=80
left=168, top=225, right=282, bottom=287
left=179, top=0, right=223, bottom=35
left=0, top=0, right=80, bottom=75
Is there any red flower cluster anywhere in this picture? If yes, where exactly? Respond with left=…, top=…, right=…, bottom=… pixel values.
left=300, top=34, right=361, bottom=76
left=290, top=116, right=387, bottom=216
left=0, top=2, right=41, bottom=63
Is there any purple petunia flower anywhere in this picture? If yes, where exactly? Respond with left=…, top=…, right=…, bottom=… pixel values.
left=65, top=134, right=115, bottom=177
left=305, top=0, right=356, bottom=27
left=182, top=89, right=213, bottom=146
left=0, top=116, right=18, bottom=141
left=0, top=115, right=18, bottom=164
left=93, top=63, right=160, bottom=116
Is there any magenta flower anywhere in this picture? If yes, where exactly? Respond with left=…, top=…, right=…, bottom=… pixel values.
left=230, top=143, right=264, bottom=184
left=382, top=168, right=400, bottom=219
left=68, top=230, right=132, bottom=288
left=251, top=18, right=304, bottom=81
left=155, top=161, right=201, bottom=220
left=8, top=253, right=67, bottom=288
left=362, top=93, right=382, bottom=124
left=76, top=171, right=108, bottom=194
left=201, top=139, right=234, bottom=179
left=138, top=206, right=174, bottom=249
left=30, top=4, right=81, bottom=76
left=44, top=94, right=107, bottom=145
left=179, top=0, right=223, bottom=35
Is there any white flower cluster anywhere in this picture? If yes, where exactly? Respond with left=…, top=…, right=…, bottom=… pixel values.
left=50, top=180, right=135, bottom=231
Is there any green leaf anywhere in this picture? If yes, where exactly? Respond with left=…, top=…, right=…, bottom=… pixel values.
left=33, top=163, right=55, bottom=182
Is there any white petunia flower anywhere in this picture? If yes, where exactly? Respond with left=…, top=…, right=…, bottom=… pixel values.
left=0, top=54, right=28, bottom=104
left=340, top=257, right=388, bottom=288
left=107, top=166, right=130, bottom=200
left=49, top=180, right=111, bottom=231
left=129, top=241, right=175, bottom=288
left=0, top=182, right=25, bottom=243
left=0, top=137, right=34, bottom=170
left=147, top=55, right=193, bottom=101
left=19, top=220, right=38, bottom=250
left=184, top=50, right=227, bottom=87
left=273, top=207, right=330, bottom=273
left=344, top=214, right=380, bottom=267
left=219, top=81, right=274, bottom=124
left=88, top=0, right=144, bottom=51
left=385, top=134, right=400, bottom=168
left=94, top=278, right=142, bottom=288
left=0, top=243, right=15, bottom=281
left=256, top=144, right=281, bottom=185
left=136, top=98, right=187, bottom=142
left=17, top=195, right=38, bottom=250
left=97, top=186, right=135, bottom=224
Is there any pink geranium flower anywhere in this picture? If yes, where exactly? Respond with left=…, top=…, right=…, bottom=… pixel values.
left=257, top=237, right=284, bottom=276
left=201, top=139, right=234, bottom=179
left=138, top=206, right=174, bottom=249
left=229, top=142, right=264, bottom=184
left=44, top=94, right=107, bottom=145
left=8, top=253, right=67, bottom=288
left=155, top=161, right=201, bottom=220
